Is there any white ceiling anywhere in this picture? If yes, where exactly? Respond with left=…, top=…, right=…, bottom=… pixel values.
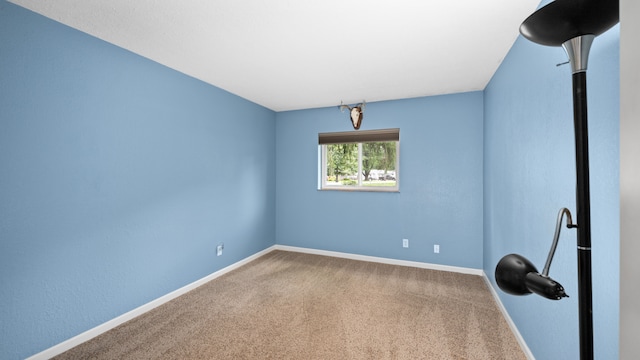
left=10, top=0, right=540, bottom=112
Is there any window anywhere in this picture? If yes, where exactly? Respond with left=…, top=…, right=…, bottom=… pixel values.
left=319, top=128, right=399, bottom=192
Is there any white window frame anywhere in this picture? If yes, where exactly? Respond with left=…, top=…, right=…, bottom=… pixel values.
left=318, top=128, right=400, bottom=192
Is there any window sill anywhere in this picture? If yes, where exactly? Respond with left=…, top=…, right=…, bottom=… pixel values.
left=318, top=187, right=399, bottom=193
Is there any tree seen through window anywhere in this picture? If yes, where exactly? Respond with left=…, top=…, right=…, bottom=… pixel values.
left=325, top=141, right=397, bottom=187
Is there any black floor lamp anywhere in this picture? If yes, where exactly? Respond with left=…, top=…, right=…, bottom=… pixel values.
left=494, top=1, right=619, bottom=359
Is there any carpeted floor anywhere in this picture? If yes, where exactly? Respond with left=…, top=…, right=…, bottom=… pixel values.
left=54, top=250, right=527, bottom=359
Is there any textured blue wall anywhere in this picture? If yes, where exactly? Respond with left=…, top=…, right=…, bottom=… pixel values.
left=0, top=3, right=276, bottom=359
left=276, top=93, right=484, bottom=269
left=483, top=15, right=620, bottom=360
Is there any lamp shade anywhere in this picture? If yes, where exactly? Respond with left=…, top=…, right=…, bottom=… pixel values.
left=519, top=0, right=619, bottom=47
left=495, top=254, right=537, bottom=296
left=495, top=253, right=569, bottom=300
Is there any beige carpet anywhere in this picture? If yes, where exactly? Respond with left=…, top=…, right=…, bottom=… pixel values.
left=54, top=250, right=526, bottom=359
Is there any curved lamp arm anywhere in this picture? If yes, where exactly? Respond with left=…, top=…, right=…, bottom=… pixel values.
left=542, top=208, right=577, bottom=277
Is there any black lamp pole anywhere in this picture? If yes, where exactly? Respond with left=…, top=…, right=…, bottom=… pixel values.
left=564, top=35, right=595, bottom=359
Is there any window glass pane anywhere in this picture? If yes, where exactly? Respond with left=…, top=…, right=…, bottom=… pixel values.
left=362, top=142, right=396, bottom=187
left=326, top=143, right=359, bottom=186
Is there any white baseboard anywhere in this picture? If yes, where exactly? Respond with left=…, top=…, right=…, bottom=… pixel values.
left=273, top=244, right=484, bottom=276
left=26, top=245, right=277, bottom=360
left=482, top=271, right=535, bottom=360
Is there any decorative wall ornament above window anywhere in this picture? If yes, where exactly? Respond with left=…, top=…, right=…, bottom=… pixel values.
left=339, top=101, right=365, bottom=130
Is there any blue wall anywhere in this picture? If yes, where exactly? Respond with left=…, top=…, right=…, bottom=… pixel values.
left=483, top=11, right=620, bottom=360
left=0, top=3, right=276, bottom=359
left=276, top=93, right=484, bottom=269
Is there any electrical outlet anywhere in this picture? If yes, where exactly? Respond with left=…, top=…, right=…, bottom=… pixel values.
left=217, top=243, right=224, bottom=256
left=434, top=244, right=440, bottom=254
left=403, top=239, right=409, bottom=248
